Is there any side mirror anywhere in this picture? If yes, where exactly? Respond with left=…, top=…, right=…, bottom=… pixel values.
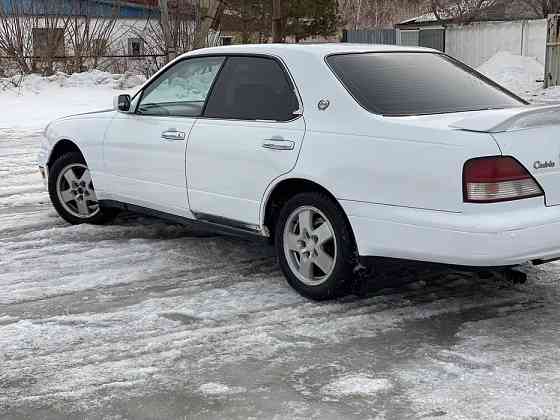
left=114, top=94, right=131, bottom=112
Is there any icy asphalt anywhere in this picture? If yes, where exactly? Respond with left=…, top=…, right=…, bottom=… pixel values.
left=1, top=78, right=560, bottom=420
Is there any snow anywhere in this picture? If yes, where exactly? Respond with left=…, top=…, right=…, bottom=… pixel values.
left=321, top=375, right=392, bottom=397
left=1, top=63, right=560, bottom=418
left=477, top=51, right=545, bottom=96
left=0, top=70, right=145, bottom=130
left=1, top=70, right=145, bottom=93
left=477, top=51, right=560, bottom=103
left=199, top=383, right=246, bottom=396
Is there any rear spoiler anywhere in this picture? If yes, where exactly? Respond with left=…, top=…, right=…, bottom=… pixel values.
left=450, top=105, right=560, bottom=133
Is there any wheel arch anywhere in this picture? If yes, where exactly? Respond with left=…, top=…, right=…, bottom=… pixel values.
left=262, top=177, right=357, bottom=245
left=47, top=139, right=85, bottom=170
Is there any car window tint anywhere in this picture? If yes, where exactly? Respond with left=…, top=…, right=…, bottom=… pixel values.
left=204, top=56, right=299, bottom=121
left=327, top=52, right=524, bottom=116
left=137, top=56, right=224, bottom=117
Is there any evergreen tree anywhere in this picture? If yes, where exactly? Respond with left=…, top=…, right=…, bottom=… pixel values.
left=284, top=0, right=340, bottom=42
left=224, top=0, right=340, bottom=43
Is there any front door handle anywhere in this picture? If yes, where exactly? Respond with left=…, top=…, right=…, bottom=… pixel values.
left=161, top=130, right=186, bottom=141
left=262, top=138, right=295, bottom=151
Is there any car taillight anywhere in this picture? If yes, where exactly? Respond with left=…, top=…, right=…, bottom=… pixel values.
left=463, top=156, right=543, bottom=203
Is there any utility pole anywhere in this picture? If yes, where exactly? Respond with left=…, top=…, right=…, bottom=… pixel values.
left=272, top=0, right=283, bottom=43
left=159, top=0, right=175, bottom=62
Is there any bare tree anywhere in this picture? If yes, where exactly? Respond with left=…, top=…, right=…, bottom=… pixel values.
left=120, top=0, right=221, bottom=75
left=340, top=0, right=427, bottom=29
left=0, top=1, right=34, bottom=73
left=65, top=0, right=120, bottom=73
left=137, top=1, right=199, bottom=55
left=520, top=0, right=560, bottom=17
left=430, top=0, right=502, bottom=23
left=32, top=1, right=75, bottom=74
left=159, top=0, right=176, bottom=62
left=273, top=0, right=283, bottom=42
left=143, top=0, right=223, bottom=52
left=193, top=0, right=226, bottom=49
left=0, top=0, right=71, bottom=74
left=0, top=0, right=122, bottom=75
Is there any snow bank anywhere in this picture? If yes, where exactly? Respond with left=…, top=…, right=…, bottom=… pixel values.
left=477, top=51, right=544, bottom=96
left=476, top=51, right=560, bottom=104
left=539, top=86, right=560, bottom=103
left=0, top=70, right=146, bottom=94
left=0, top=71, right=146, bottom=130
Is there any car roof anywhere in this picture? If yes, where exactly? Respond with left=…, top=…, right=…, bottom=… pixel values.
left=185, top=43, right=437, bottom=60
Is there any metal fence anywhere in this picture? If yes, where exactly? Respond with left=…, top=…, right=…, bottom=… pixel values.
left=343, top=20, right=549, bottom=72
left=0, top=53, right=167, bottom=78
left=398, top=30, right=419, bottom=47
left=342, top=29, right=396, bottom=45
left=342, top=28, right=445, bottom=52
left=419, top=29, right=445, bottom=52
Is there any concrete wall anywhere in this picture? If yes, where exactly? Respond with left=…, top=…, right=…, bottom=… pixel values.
left=445, top=19, right=547, bottom=68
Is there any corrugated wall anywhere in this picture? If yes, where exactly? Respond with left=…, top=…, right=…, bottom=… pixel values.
left=398, top=30, right=419, bottom=47
left=344, top=29, right=397, bottom=45
left=445, top=19, right=547, bottom=68
left=419, top=29, right=445, bottom=51
left=344, top=20, right=547, bottom=70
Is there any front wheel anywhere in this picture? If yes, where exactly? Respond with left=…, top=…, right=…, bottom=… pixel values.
left=48, top=152, right=117, bottom=225
left=275, top=192, right=357, bottom=300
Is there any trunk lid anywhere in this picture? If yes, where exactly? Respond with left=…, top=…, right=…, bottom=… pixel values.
left=451, top=105, right=560, bottom=206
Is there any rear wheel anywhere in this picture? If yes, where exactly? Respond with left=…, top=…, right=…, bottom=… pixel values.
left=48, top=152, right=117, bottom=225
left=275, top=192, right=356, bottom=300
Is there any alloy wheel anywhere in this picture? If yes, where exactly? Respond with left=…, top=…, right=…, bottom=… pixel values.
left=283, top=205, right=338, bottom=286
left=56, top=163, right=100, bottom=219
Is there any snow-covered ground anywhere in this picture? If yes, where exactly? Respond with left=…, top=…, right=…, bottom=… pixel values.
left=1, top=62, right=560, bottom=419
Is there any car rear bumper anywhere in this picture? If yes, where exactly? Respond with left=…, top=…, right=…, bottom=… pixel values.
left=341, top=198, right=560, bottom=267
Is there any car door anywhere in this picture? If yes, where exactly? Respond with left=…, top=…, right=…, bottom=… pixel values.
left=101, top=56, right=225, bottom=216
left=187, top=55, right=305, bottom=227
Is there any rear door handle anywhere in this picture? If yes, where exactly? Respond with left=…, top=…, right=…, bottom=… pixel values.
left=161, top=130, right=186, bottom=141
left=262, top=138, right=295, bottom=151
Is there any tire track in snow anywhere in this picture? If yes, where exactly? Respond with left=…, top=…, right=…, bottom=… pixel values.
left=1, top=270, right=548, bottom=410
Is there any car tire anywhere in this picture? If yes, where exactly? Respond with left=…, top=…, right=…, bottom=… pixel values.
left=48, top=152, right=117, bottom=225
left=275, top=192, right=357, bottom=300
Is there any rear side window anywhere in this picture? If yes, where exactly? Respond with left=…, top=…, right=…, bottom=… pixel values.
left=204, top=56, right=299, bottom=121
left=326, top=52, right=524, bottom=116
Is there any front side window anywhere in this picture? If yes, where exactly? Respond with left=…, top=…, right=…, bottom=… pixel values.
left=137, top=56, right=224, bottom=117
left=204, top=56, right=299, bottom=121
left=326, top=52, right=524, bottom=116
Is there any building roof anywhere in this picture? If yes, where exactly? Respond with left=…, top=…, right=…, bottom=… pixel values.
left=1, top=0, right=159, bottom=17
left=398, top=12, right=440, bottom=25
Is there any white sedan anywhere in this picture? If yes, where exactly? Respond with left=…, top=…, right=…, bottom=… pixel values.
left=38, top=44, right=560, bottom=300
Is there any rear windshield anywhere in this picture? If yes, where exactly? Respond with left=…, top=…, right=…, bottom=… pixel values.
left=326, top=52, right=524, bottom=116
